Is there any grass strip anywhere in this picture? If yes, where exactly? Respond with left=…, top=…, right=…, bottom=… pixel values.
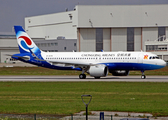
left=0, top=82, right=168, bottom=116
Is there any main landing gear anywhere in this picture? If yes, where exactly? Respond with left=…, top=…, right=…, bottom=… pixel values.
left=79, top=74, right=86, bottom=79
left=141, top=70, right=146, bottom=79
left=79, top=68, right=87, bottom=79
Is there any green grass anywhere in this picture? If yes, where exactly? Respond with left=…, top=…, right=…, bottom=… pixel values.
left=0, top=82, right=168, bottom=116
left=0, top=66, right=167, bottom=75
left=0, top=67, right=81, bottom=75
left=0, top=66, right=168, bottom=116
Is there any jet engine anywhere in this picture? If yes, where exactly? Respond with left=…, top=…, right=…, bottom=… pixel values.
left=111, top=70, right=129, bottom=76
left=88, top=65, right=108, bottom=78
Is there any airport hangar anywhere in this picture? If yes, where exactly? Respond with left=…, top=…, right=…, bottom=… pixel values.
left=1, top=4, right=168, bottom=64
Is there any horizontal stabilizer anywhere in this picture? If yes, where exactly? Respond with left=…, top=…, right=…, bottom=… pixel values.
left=6, top=54, right=30, bottom=61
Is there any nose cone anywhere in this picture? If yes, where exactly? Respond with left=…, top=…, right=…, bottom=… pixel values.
left=160, top=60, right=166, bottom=67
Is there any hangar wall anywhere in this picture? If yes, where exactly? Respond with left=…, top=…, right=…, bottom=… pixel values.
left=103, top=28, right=110, bottom=51
left=24, top=4, right=168, bottom=60
left=111, top=28, right=127, bottom=51
left=75, top=4, right=168, bottom=56
left=76, top=5, right=168, bottom=28
left=0, top=38, right=19, bottom=63
left=134, top=28, right=142, bottom=51
left=25, top=11, right=77, bottom=39
left=78, top=26, right=168, bottom=53
left=27, top=23, right=76, bottom=39
left=78, top=27, right=143, bottom=52
left=79, top=28, right=96, bottom=51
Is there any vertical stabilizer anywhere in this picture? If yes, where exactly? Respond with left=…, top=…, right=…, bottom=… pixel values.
left=14, top=26, right=41, bottom=55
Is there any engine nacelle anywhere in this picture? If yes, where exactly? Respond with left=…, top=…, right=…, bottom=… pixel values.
left=111, top=70, right=129, bottom=76
left=88, top=65, right=108, bottom=77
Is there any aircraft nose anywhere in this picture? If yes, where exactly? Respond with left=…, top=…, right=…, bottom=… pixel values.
left=161, top=60, right=167, bottom=67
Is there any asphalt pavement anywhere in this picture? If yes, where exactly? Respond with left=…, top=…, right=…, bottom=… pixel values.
left=0, top=75, right=167, bottom=82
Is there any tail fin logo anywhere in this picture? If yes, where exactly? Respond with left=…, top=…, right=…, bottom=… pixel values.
left=14, top=26, right=40, bottom=53
left=18, top=36, right=34, bottom=51
left=19, top=36, right=32, bottom=45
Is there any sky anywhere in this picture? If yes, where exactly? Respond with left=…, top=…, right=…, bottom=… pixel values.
left=0, top=0, right=168, bottom=33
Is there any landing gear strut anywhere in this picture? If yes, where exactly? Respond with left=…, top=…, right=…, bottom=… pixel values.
left=141, top=70, right=146, bottom=79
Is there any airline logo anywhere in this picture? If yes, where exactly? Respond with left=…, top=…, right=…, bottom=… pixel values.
left=144, top=55, right=148, bottom=59
left=17, top=32, right=36, bottom=52
left=19, top=36, right=34, bottom=50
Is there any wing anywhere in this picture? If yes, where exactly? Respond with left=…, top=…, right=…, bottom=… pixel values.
left=47, top=60, right=97, bottom=68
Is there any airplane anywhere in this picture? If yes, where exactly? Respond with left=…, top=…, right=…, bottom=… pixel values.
left=11, top=26, right=166, bottom=79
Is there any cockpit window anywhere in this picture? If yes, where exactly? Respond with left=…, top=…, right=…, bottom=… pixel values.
left=149, top=56, right=159, bottom=59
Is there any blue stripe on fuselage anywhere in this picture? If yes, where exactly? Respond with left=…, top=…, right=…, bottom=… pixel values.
left=41, top=62, right=164, bottom=71
left=103, top=62, right=165, bottom=71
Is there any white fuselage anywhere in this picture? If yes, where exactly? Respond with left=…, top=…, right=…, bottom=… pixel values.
left=41, top=51, right=166, bottom=70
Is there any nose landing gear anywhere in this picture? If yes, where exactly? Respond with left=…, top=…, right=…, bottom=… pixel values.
left=141, top=70, right=146, bottom=79
left=141, top=75, right=146, bottom=79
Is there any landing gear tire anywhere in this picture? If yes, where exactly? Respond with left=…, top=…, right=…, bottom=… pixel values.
left=79, top=74, right=86, bottom=79
left=141, top=75, right=146, bottom=79
left=141, top=70, right=146, bottom=79
left=94, top=77, right=100, bottom=79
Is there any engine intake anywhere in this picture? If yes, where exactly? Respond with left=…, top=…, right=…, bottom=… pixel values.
left=88, top=65, right=108, bottom=77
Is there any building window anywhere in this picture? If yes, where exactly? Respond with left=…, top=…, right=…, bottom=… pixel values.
left=74, top=43, right=76, bottom=46
left=64, top=47, right=66, bottom=50
left=96, top=28, right=103, bottom=52
left=41, top=43, right=44, bottom=47
left=146, top=45, right=167, bottom=51
left=127, top=27, right=134, bottom=51
left=158, top=27, right=165, bottom=41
